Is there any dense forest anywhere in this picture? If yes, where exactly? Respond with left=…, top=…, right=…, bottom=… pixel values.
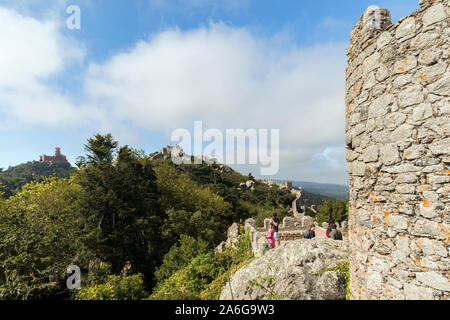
left=0, top=134, right=300, bottom=300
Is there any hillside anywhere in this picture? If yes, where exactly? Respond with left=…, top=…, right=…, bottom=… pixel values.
left=296, top=189, right=334, bottom=208
left=0, top=161, right=73, bottom=198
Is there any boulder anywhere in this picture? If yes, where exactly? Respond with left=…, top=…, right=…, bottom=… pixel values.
left=238, top=180, right=256, bottom=191
left=215, top=241, right=226, bottom=254
left=245, top=218, right=256, bottom=231
left=246, top=180, right=256, bottom=189
left=302, top=216, right=314, bottom=229
left=220, top=238, right=348, bottom=300
left=254, top=236, right=272, bottom=257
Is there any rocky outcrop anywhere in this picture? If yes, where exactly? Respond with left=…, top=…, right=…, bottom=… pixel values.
left=220, top=238, right=348, bottom=300
left=150, top=145, right=235, bottom=170
left=150, top=145, right=188, bottom=161
left=238, top=180, right=256, bottom=191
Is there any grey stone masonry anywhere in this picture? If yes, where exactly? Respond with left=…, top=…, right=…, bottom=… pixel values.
left=346, top=0, right=449, bottom=300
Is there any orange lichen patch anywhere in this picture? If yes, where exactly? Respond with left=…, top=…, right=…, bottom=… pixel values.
left=376, top=171, right=381, bottom=175
left=372, top=216, right=378, bottom=222
left=350, top=47, right=353, bottom=57
left=439, top=224, right=450, bottom=242
left=410, top=256, right=421, bottom=266
left=442, top=169, right=450, bottom=174
left=353, top=86, right=357, bottom=93
left=426, top=175, right=430, bottom=183
left=370, top=191, right=381, bottom=202
left=422, top=201, right=433, bottom=208
left=420, top=74, right=427, bottom=81
left=398, top=66, right=405, bottom=72
left=384, top=212, right=392, bottom=217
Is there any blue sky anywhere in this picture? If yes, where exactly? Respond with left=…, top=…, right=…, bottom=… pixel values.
left=0, top=0, right=419, bottom=184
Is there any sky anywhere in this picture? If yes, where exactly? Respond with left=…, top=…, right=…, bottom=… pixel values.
left=0, top=0, right=420, bottom=184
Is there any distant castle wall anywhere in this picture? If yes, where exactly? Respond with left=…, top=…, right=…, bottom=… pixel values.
left=346, top=0, right=449, bottom=299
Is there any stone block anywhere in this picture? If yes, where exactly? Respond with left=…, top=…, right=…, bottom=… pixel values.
left=422, top=3, right=447, bottom=27
left=282, top=217, right=296, bottom=229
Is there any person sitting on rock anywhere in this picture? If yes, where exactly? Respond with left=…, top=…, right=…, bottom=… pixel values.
left=326, top=219, right=334, bottom=238
left=303, top=224, right=316, bottom=239
left=329, top=223, right=343, bottom=241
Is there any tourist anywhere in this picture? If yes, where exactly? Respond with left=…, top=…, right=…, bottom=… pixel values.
left=329, top=223, right=343, bottom=241
left=303, top=224, right=316, bottom=239
left=326, top=220, right=334, bottom=238
left=267, top=223, right=275, bottom=248
left=271, top=213, right=281, bottom=247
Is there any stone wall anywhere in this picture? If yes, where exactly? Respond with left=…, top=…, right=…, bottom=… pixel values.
left=346, top=0, right=449, bottom=300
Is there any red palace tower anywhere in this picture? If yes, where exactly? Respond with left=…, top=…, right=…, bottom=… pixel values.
left=39, top=147, right=68, bottom=163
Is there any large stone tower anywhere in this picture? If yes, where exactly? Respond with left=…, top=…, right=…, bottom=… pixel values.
left=345, top=0, right=449, bottom=299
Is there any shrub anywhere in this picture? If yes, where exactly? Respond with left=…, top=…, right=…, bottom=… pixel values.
left=151, top=229, right=254, bottom=300
left=0, top=178, right=82, bottom=299
left=154, top=235, right=210, bottom=285
left=76, top=274, right=148, bottom=300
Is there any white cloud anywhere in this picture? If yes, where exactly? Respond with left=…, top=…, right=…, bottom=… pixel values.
left=0, top=6, right=87, bottom=126
left=84, top=22, right=347, bottom=183
left=85, top=23, right=346, bottom=137
left=0, top=6, right=348, bottom=184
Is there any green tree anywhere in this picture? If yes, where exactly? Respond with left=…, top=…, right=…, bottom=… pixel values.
left=153, top=161, right=231, bottom=251
left=315, top=199, right=348, bottom=225
left=76, top=274, right=148, bottom=300
left=0, top=178, right=82, bottom=299
left=154, top=235, right=209, bottom=285
left=74, top=134, right=163, bottom=283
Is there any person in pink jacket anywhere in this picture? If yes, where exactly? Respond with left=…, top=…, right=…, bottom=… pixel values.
left=267, top=224, right=275, bottom=248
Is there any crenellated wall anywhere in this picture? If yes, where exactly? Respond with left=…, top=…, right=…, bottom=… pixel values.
left=346, top=0, right=449, bottom=300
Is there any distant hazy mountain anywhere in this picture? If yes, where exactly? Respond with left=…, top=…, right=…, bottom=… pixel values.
left=274, top=179, right=349, bottom=200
